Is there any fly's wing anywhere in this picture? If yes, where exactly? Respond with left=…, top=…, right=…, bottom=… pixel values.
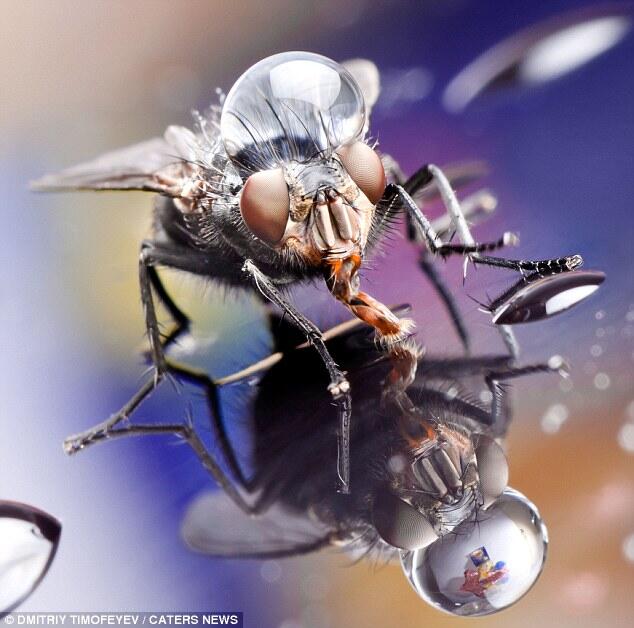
left=30, top=125, right=199, bottom=195
left=181, top=491, right=333, bottom=559
left=342, top=58, right=380, bottom=134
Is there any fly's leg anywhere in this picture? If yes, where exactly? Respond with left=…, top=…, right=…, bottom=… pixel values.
left=417, top=256, right=471, bottom=351
left=139, top=243, right=169, bottom=377
left=63, top=358, right=258, bottom=514
left=409, top=164, right=584, bottom=275
left=242, top=259, right=353, bottom=494
left=63, top=377, right=158, bottom=454
left=391, top=173, right=521, bottom=358
left=392, top=182, right=516, bottom=261
left=484, top=356, right=569, bottom=432
left=472, top=254, right=583, bottom=275
left=396, top=164, right=504, bottom=353
left=61, top=244, right=190, bottom=456
left=167, top=361, right=248, bottom=487
left=146, top=264, right=190, bottom=354
left=66, top=414, right=255, bottom=514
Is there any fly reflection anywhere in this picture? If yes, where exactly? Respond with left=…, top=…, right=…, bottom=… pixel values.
left=179, top=319, right=557, bottom=616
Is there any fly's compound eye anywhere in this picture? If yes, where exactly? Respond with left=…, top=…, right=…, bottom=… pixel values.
left=474, top=436, right=509, bottom=507
left=240, top=168, right=290, bottom=245
left=336, top=141, right=386, bottom=204
left=372, top=489, right=438, bottom=551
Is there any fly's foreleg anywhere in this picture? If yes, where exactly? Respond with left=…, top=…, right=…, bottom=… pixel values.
left=404, top=164, right=583, bottom=276
left=242, top=259, right=353, bottom=494
left=395, top=169, right=523, bottom=356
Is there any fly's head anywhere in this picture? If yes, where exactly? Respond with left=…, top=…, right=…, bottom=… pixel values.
left=223, top=51, right=410, bottom=344
left=372, top=425, right=509, bottom=552
left=238, top=141, right=385, bottom=267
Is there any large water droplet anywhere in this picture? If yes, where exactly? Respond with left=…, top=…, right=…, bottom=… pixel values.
left=400, top=489, right=547, bottom=616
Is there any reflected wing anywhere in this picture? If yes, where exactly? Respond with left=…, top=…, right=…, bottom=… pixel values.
left=342, top=58, right=380, bottom=133
left=30, top=125, right=198, bottom=195
left=181, top=491, right=333, bottom=559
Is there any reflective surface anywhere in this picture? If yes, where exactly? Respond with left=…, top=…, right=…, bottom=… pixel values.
left=221, top=52, right=365, bottom=174
left=0, top=502, right=61, bottom=616
left=401, top=489, right=547, bottom=617
left=491, top=270, right=605, bottom=324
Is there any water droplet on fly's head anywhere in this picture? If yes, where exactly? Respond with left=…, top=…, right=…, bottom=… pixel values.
left=400, top=489, right=547, bottom=617
left=220, top=52, right=366, bottom=175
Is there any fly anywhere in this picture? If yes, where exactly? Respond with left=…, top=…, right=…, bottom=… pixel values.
left=32, top=51, right=593, bottom=493
left=175, top=317, right=553, bottom=616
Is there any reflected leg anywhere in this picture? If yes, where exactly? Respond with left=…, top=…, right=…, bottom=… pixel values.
left=242, top=259, right=353, bottom=494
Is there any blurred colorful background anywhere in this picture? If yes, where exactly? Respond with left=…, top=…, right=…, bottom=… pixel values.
left=1, top=1, right=633, bottom=626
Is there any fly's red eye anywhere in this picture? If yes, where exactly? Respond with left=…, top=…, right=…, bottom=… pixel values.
left=240, top=169, right=290, bottom=245
left=337, top=141, right=386, bottom=204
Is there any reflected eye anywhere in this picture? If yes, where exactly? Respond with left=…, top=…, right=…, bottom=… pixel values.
left=372, top=489, right=438, bottom=551
left=240, top=169, right=290, bottom=245
left=337, top=141, right=386, bottom=204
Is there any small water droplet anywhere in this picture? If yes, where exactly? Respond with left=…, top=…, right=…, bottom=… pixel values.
left=590, top=344, right=603, bottom=357
left=622, top=533, right=634, bottom=562
left=559, top=378, right=574, bottom=393
left=541, top=403, right=569, bottom=434
left=593, top=372, right=611, bottom=390
left=617, top=423, right=634, bottom=453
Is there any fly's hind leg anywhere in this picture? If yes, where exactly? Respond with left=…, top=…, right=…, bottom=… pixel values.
left=139, top=240, right=195, bottom=376
left=484, top=356, right=569, bottom=432
left=64, top=241, right=258, bottom=508
left=242, top=259, right=353, bottom=494
left=63, top=389, right=256, bottom=515
left=145, top=264, right=190, bottom=355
